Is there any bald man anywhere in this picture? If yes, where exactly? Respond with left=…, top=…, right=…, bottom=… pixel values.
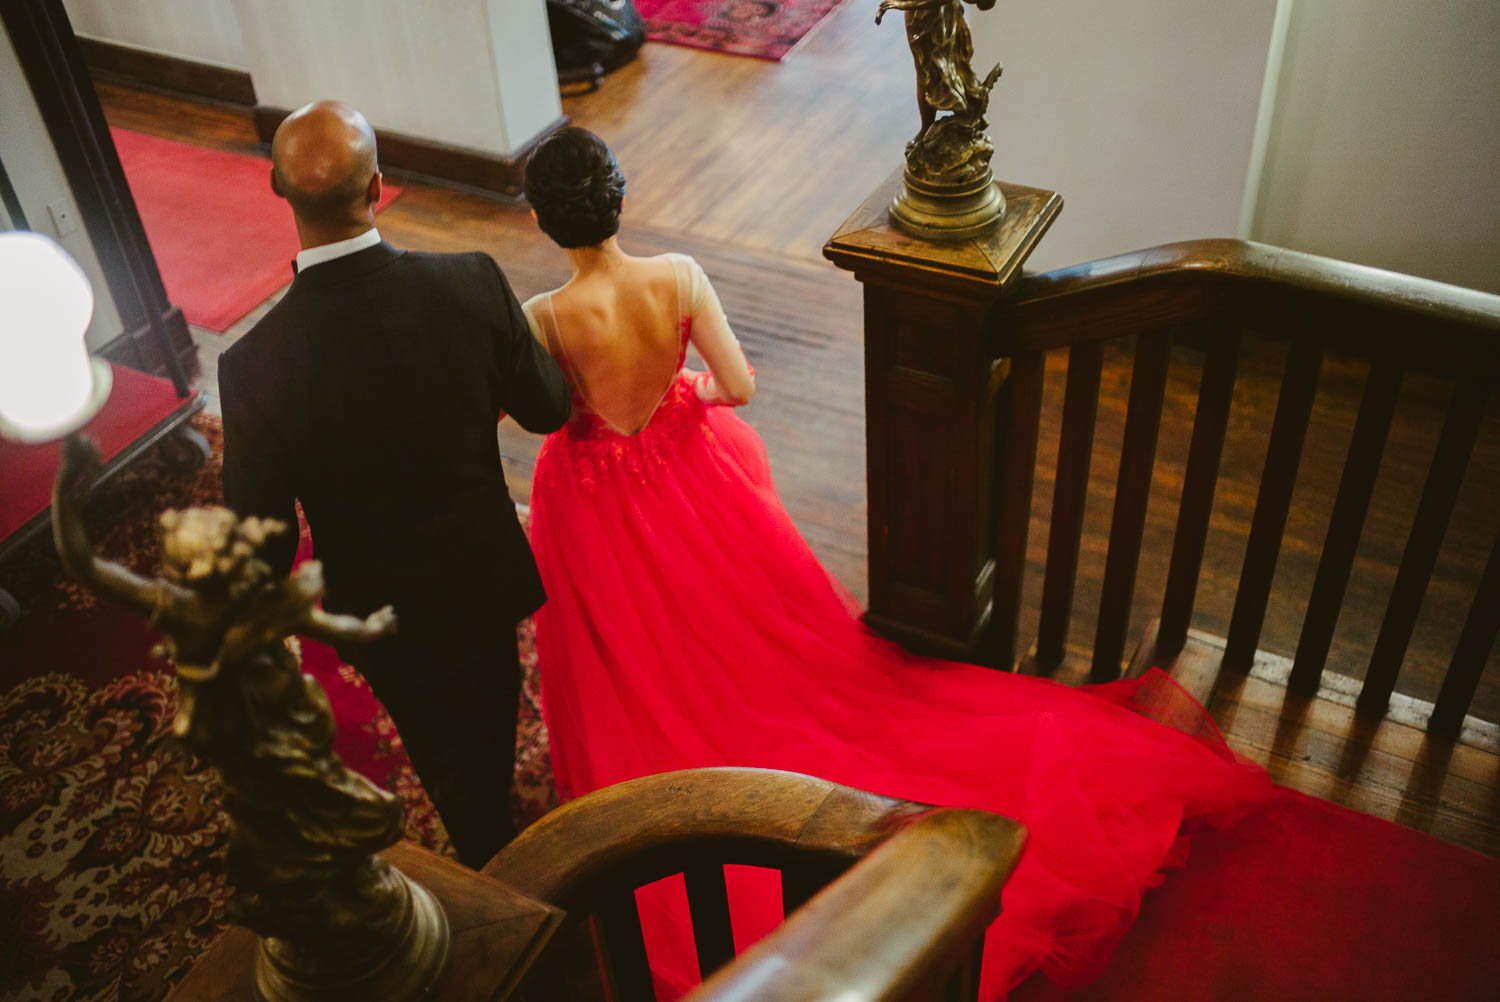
left=218, top=101, right=570, bottom=866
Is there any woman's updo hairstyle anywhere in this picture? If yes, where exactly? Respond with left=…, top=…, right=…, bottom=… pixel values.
left=524, top=127, right=626, bottom=249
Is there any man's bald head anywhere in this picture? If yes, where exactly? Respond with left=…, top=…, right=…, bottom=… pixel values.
left=271, top=101, right=379, bottom=228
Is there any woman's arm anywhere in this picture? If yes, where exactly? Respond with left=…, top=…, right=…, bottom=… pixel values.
left=684, top=259, right=756, bottom=407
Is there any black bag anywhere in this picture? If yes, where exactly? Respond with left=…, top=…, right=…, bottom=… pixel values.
left=546, top=0, right=646, bottom=74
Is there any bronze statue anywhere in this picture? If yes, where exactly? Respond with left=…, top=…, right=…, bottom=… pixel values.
left=52, top=435, right=450, bottom=1002
left=877, top=0, right=1007, bottom=238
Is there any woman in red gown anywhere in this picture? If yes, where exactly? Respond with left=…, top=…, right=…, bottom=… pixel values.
left=519, top=128, right=1271, bottom=1000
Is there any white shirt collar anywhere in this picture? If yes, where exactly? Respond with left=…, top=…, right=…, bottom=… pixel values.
left=295, top=228, right=382, bottom=272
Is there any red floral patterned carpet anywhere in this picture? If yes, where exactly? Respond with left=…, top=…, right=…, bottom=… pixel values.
left=635, top=0, right=846, bottom=60
left=0, top=415, right=557, bottom=1002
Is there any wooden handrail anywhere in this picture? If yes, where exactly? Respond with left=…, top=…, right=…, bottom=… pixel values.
left=684, top=809, right=1027, bottom=1002
left=982, top=236, right=1500, bottom=717
left=996, top=239, right=1500, bottom=359
left=482, top=768, right=935, bottom=913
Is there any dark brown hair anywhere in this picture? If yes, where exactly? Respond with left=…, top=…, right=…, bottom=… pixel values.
left=523, top=127, right=626, bottom=249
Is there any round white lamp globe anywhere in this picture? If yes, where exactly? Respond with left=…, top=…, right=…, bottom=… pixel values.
left=0, top=231, right=112, bottom=442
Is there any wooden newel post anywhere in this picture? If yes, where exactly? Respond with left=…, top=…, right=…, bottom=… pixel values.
left=824, top=169, right=1060, bottom=662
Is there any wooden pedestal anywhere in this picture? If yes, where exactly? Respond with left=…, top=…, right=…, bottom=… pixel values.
left=824, top=169, right=1061, bottom=660
left=165, top=842, right=563, bottom=1002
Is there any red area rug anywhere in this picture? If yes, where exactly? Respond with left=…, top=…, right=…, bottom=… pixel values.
left=0, top=415, right=556, bottom=1002
left=111, top=129, right=403, bottom=332
left=635, top=0, right=845, bottom=60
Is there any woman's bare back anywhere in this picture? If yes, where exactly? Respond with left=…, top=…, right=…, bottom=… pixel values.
left=544, top=255, right=682, bottom=435
left=525, top=252, right=754, bottom=436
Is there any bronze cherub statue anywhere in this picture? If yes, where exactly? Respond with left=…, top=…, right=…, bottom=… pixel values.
left=52, top=435, right=449, bottom=1002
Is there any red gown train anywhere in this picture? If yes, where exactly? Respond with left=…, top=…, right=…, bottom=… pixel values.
left=527, top=339, right=1271, bottom=1001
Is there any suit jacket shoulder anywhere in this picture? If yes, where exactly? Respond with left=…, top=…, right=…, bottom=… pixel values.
left=216, top=241, right=567, bottom=636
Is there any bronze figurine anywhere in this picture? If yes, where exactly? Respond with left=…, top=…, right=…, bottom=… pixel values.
left=52, top=435, right=450, bottom=1002
left=878, top=0, right=1007, bottom=239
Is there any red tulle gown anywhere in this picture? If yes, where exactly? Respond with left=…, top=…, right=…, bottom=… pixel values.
left=524, top=261, right=1271, bottom=1000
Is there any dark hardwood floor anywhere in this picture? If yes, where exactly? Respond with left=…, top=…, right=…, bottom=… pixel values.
left=92, top=13, right=1499, bottom=857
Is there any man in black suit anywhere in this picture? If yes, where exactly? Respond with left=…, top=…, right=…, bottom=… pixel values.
left=219, top=101, right=569, bottom=867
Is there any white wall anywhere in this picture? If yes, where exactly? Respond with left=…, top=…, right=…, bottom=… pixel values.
left=234, top=0, right=562, bottom=157
left=0, top=23, right=125, bottom=349
left=486, top=0, right=565, bottom=156
left=62, top=0, right=247, bottom=69
left=1249, top=0, right=1500, bottom=294
left=972, top=0, right=1279, bottom=271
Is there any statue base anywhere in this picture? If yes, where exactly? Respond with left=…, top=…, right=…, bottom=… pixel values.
left=254, top=872, right=452, bottom=1002
left=889, top=168, right=1006, bottom=242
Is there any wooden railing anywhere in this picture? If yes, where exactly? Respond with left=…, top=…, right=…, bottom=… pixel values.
left=986, top=239, right=1500, bottom=734
left=686, top=806, right=1023, bottom=1002
left=484, top=768, right=1025, bottom=1002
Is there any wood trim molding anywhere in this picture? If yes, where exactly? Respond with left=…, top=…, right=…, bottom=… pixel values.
left=76, top=36, right=256, bottom=106
left=253, top=105, right=568, bottom=197
left=1, top=0, right=196, bottom=393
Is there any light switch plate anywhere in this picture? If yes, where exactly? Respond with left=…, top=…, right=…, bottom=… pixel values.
left=47, top=199, right=79, bottom=237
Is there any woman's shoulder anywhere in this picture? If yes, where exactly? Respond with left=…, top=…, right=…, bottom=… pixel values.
left=609, top=254, right=685, bottom=305
left=519, top=290, right=557, bottom=342
left=520, top=289, right=550, bottom=319
left=643, top=253, right=706, bottom=303
left=633, top=251, right=702, bottom=276
left=647, top=251, right=704, bottom=273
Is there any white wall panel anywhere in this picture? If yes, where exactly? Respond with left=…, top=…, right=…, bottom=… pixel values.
left=234, top=0, right=560, bottom=157
left=63, top=0, right=247, bottom=68
left=1250, top=0, right=1500, bottom=293
left=970, top=0, right=1279, bottom=270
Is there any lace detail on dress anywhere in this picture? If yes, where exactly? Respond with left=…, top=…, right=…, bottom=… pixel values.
left=535, top=374, right=711, bottom=492
left=528, top=253, right=740, bottom=491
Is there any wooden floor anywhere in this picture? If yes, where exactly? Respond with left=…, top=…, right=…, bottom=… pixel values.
left=93, top=5, right=1499, bottom=857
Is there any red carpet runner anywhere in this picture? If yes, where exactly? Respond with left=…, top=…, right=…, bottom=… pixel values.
left=111, top=128, right=402, bottom=332
left=635, top=0, right=845, bottom=60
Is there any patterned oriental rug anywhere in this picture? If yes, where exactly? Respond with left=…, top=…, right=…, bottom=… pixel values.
left=0, top=414, right=558, bottom=1002
left=634, top=0, right=846, bottom=60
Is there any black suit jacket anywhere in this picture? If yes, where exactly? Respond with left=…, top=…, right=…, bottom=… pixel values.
left=219, top=242, right=569, bottom=651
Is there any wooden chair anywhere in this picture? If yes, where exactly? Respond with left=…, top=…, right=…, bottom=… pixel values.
left=483, top=767, right=1026, bottom=1002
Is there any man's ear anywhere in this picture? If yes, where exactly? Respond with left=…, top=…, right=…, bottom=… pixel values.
left=367, top=170, right=382, bottom=207
left=270, top=166, right=283, bottom=198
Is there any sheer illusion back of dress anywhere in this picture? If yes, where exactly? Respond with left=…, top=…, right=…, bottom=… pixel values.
left=523, top=254, right=751, bottom=437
